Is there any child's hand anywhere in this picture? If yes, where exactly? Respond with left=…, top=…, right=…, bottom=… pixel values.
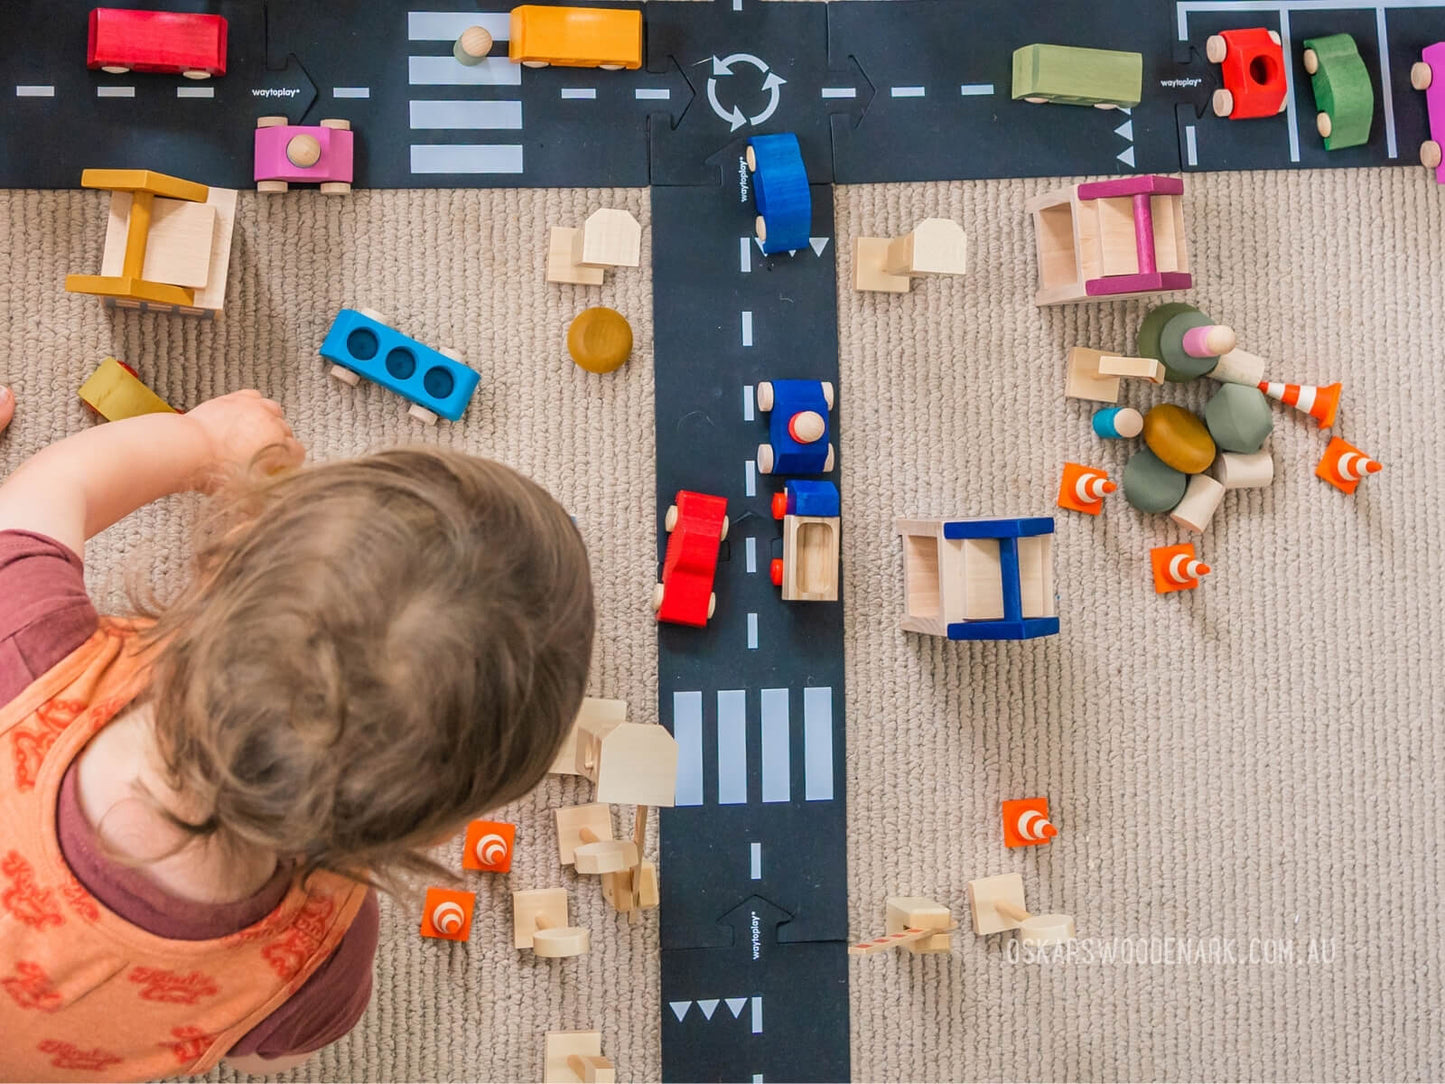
left=0, top=386, right=13, bottom=435
left=184, top=390, right=304, bottom=491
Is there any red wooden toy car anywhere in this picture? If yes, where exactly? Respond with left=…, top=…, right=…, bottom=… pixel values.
left=1206, top=28, right=1286, bottom=119
left=653, top=490, right=729, bottom=627
left=87, top=8, right=228, bottom=79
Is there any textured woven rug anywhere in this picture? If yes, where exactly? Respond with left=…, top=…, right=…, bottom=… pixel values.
left=1, top=165, right=1441, bottom=1082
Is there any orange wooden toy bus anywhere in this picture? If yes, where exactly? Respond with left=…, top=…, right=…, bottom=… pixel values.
left=508, top=5, right=642, bottom=70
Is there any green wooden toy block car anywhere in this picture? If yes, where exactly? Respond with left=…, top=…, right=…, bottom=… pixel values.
left=1303, top=33, right=1374, bottom=150
left=1011, top=43, right=1143, bottom=109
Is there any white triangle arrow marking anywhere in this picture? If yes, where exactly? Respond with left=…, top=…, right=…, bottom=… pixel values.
left=809, top=237, right=830, bottom=256
left=725, top=997, right=748, bottom=1018
left=1117, top=146, right=1136, bottom=167
left=697, top=999, right=720, bottom=1020
left=1119, top=106, right=1133, bottom=114
left=755, top=237, right=766, bottom=254
left=1114, top=120, right=1133, bottom=141
left=669, top=1000, right=692, bottom=1022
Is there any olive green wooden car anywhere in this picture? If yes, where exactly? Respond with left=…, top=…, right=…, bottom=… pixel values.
left=1011, top=43, right=1143, bottom=109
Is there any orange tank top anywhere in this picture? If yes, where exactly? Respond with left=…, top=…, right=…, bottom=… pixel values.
left=0, top=621, right=368, bottom=1081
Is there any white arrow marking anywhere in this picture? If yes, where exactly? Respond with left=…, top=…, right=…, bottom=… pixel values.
left=1119, top=106, right=1133, bottom=115
left=726, top=997, right=748, bottom=1018
left=755, top=237, right=766, bottom=254
left=749, top=71, right=785, bottom=126
left=713, top=52, right=770, bottom=76
left=809, top=237, right=829, bottom=256
left=670, top=1000, right=692, bottom=1021
left=1117, top=146, right=1136, bottom=167
left=698, top=999, right=720, bottom=1019
left=707, top=79, right=747, bottom=130
left=1114, top=120, right=1133, bottom=141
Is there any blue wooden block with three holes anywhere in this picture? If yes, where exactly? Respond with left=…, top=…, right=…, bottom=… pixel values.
left=319, top=309, right=480, bottom=421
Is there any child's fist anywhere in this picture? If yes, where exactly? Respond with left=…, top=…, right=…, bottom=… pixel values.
left=184, top=390, right=304, bottom=491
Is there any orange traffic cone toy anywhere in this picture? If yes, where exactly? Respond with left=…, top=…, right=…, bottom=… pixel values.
left=1151, top=543, right=1211, bottom=594
left=1316, top=436, right=1381, bottom=494
left=1258, top=380, right=1341, bottom=429
left=1002, top=797, right=1058, bottom=848
left=1057, top=462, right=1116, bottom=515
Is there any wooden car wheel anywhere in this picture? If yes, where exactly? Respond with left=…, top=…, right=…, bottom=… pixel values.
left=356, top=307, right=390, bottom=325
left=523, top=60, right=549, bottom=68
left=1212, top=88, right=1234, bottom=118
left=532, top=927, right=590, bottom=958
left=1023, top=96, right=1047, bottom=104
left=599, top=63, right=624, bottom=71
left=707, top=594, right=717, bottom=620
left=755, top=215, right=767, bottom=244
left=719, top=515, right=729, bottom=542
left=257, top=180, right=289, bottom=194
left=320, top=118, right=351, bottom=130
left=329, top=365, right=361, bottom=387
left=319, top=182, right=352, bottom=195
left=756, top=444, right=774, bottom=475
left=651, top=584, right=665, bottom=612
left=820, top=381, right=835, bottom=410
left=745, top=146, right=757, bottom=171
left=1092, top=102, right=1117, bottom=110
left=1422, top=140, right=1442, bottom=170
left=824, top=445, right=836, bottom=473
left=181, top=69, right=211, bottom=80
left=100, top=65, right=130, bottom=74
left=1267, top=30, right=1281, bottom=45
left=664, top=505, right=678, bottom=532
left=1303, top=48, right=1319, bottom=75
left=256, top=115, right=288, bottom=128
left=1316, top=112, right=1332, bottom=138
left=755, top=381, right=774, bottom=412
left=1205, top=35, right=1227, bottom=64
left=1411, top=61, right=1434, bottom=91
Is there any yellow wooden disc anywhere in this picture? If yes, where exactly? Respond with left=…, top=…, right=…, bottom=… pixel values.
left=567, top=307, right=632, bottom=374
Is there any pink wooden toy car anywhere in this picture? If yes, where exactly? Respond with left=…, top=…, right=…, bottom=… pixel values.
left=254, top=117, right=354, bottom=194
left=1411, top=43, right=1445, bottom=183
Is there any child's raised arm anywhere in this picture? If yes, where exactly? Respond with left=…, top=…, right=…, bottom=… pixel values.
left=0, top=389, right=302, bottom=557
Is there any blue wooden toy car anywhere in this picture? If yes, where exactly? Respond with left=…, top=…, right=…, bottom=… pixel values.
left=755, top=379, right=835, bottom=475
left=319, top=308, right=480, bottom=423
left=746, top=133, right=811, bottom=255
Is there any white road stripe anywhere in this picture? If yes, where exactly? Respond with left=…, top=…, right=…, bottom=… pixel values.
left=96, top=86, right=134, bottom=98
left=635, top=88, right=670, bottom=100
left=803, top=686, right=834, bottom=801
left=409, top=99, right=522, bottom=129
left=751, top=997, right=763, bottom=1035
left=746, top=613, right=759, bottom=651
left=561, top=87, right=596, bottom=99
left=739, top=236, right=751, bottom=273
left=176, top=87, right=213, bottom=99
left=409, top=55, right=520, bottom=86
left=745, top=536, right=756, bottom=573
left=1377, top=6, right=1398, bottom=159
left=15, top=85, right=54, bottom=97
left=960, top=83, right=995, bottom=96
left=408, top=11, right=510, bottom=41
left=410, top=144, right=523, bottom=174
left=750, top=841, right=762, bottom=879
left=741, top=310, right=753, bottom=346
left=891, top=85, right=925, bottom=98
left=743, top=385, right=754, bottom=421
left=717, top=690, right=747, bottom=804
left=673, top=691, right=703, bottom=806
left=760, top=688, right=790, bottom=802
left=820, top=87, right=856, bottom=99
left=333, top=86, right=370, bottom=98
left=745, top=460, right=756, bottom=497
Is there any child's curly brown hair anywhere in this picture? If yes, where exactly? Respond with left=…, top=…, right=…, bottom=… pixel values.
left=135, top=448, right=593, bottom=895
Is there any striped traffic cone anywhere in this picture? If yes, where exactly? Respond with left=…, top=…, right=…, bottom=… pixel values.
left=1151, top=543, right=1211, bottom=594
left=1057, top=462, right=1116, bottom=515
left=1003, top=797, right=1058, bottom=847
left=1258, top=380, right=1341, bottom=429
left=1316, top=436, right=1381, bottom=494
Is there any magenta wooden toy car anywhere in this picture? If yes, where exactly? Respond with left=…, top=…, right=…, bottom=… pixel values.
left=254, top=117, right=354, bottom=194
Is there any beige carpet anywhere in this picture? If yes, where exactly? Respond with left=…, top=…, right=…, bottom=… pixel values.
left=1, top=166, right=1442, bottom=1082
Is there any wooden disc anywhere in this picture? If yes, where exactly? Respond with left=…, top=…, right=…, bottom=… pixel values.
left=567, top=307, right=633, bottom=374
left=287, top=134, right=322, bottom=168
left=532, top=926, right=590, bottom=957
left=1018, top=913, right=1075, bottom=948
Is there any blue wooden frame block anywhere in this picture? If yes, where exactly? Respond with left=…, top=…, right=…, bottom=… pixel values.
left=319, top=308, right=481, bottom=422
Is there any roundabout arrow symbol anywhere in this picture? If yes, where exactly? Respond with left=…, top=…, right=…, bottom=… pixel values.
left=704, top=52, right=785, bottom=130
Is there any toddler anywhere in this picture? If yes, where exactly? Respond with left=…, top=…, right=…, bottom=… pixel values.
left=0, top=390, right=594, bottom=1080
